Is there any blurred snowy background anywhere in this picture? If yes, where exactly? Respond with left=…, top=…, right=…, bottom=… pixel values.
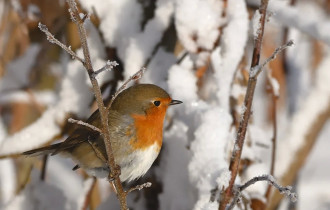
left=0, top=0, right=329, bottom=209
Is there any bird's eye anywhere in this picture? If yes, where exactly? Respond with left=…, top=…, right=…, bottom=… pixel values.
left=153, top=101, right=161, bottom=106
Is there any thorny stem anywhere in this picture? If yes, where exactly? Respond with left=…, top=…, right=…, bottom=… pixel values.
left=66, top=0, right=128, bottom=209
left=219, top=1, right=269, bottom=209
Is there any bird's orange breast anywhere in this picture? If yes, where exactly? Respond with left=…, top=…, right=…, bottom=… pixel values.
left=129, top=106, right=167, bottom=152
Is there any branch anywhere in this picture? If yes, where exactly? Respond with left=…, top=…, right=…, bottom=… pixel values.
left=107, top=67, right=145, bottom=110
left=126, top=182, right=152, bottom=194
left=264, top=68, right=279, bottom=200
left=38, top=23, right=85, bottom=64
left=228, top=175, right=297, bottom=210
left=250, top=40, right=294, bottom=78
left=68, top=118, right=102, bottom=133
left=219, top=0, right=296, bottom=206
left=65, top=1, right=128, bottom=209
left=40, top=155, right=48, bottom=181
left=219, top=1, right=269, bottom=209
left=92, top=60, right=119, bottom=78
left=81, top=178, right=97, bottom=210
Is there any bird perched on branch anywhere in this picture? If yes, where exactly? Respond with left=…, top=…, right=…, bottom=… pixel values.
left=23, top=84, right=182, bottom=182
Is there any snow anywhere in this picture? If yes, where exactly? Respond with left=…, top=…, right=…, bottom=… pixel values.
left=276, top=50, right=330, bottom=177
left=175, top=0, right=223, bottom=52
left=168, top=58, right=198, bottom=102
left=285, top=29, right=312, bottom=113
left=299, top=121, right=330, bottom=209
left=212, top=0, right=248, bottom=112
left=0, top=63, right=88, bottom=155
left=188, top=107, right=232, bottom=208
left=158, top=120, right=194, bottom=210
left=1, top=0, right=330, bottom=209
left=0, top=45, right=40, bottom=92
left=269, top=76, right=280, bottom=97
left=123, top=0, right=174, bottom=79
left=252, top=10, right=261, bottom=40
left=0, top=120, right=16, bottom=206
left=0, top=90, right=56, bottom=106
left=76, top=178, right=94, bottom=210
left=81, top=0, right=142, bottom=60
left=216, top=169, right=231, bottom=190
left=81, top=0, right=174, bottom=80
left=4, top=170, right=70, bottom=210
left=140, top=48, right=176, bottom=87
left=27, top=4, right=40, bottom=21
left=269, top=1, right=330, bottom=45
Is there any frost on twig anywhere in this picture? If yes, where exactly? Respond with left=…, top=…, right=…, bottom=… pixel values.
left=68, top=118, right=102, bottom=133
left=92, top=60, right=119, bottom=78
left=250, top=40, right=294, bottom=78
left=227, top=175, right=297, bottom=210
left=107, top=67, right=146, bottom=109
left=126, top=182, right=152, bottom=194
left=38, top=23, right=85, bottom=64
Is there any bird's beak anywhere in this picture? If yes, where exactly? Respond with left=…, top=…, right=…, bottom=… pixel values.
left=169, top=99, right=183, bottom=105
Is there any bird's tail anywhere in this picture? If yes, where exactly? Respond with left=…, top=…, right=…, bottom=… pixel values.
left=22, top=143, right=61, bottom=156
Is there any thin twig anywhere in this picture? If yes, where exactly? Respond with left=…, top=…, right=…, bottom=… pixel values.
left=126, top=182, right=152, bottom=194
left=81, top=13, right=90, bottom=23
left=40, top=155, right=48, bottom=181
left=107, top=67, right=146, bottom=110
left=92, top=60, right=119, bottom=78
left=65, top=1, right=128, bottom=209
left=219, top=1, right=270, bottom=209
left=265, top=69, right=279, bottom=201
left=68, top=118, right=102, bottom=133
left=176, top=51, right=188, bottom=64
left=38, top=23, right=85, bottom=64
left=250, top=40, right=294, bottom=78
left=82, top=178, right=97, bottom=210
left=222, top=38, right=293, bottom=208
left=87, top=137, right=108, bottom=164
left=228, top=175, right=297, bottom=210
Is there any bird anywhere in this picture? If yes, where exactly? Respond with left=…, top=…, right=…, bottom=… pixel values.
left=23, top=84, right=182, bottom=182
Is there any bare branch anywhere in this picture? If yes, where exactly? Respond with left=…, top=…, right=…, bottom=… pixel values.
left=263, top=40, right=294, bottom=66
left=228, top=175, right=297, bottom=210
left=92, top=60, right=119, bottom=78
left=107, top=67, right=146, bottom=110
left=219, top=1, right=270, bottom=209
left=250, top=40, right=294, bottom=78
left=38, top=23, right=85, bottom=64
left=68, top=118, right=102, bottom=133
left=40, top=155, right=48, bottom=181
left=126, top=182, right=152, bottom=194
left=81, top=178, right=97, bottom=210
left=66, top=0, right=128, bottom=209
left=87, top=138, right=108, bottom=164
left=265, top=68, right=279, bottom=200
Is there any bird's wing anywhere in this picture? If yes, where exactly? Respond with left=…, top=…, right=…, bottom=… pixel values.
left=51, top=109, right=129, bottom=155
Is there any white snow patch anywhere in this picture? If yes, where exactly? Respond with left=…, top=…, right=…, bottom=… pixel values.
left=175, top=0, right=223, bottom=52
left=168, top=58, right=198, bottom=102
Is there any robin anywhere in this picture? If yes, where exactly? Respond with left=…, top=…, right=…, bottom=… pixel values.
left=23, top=84, right=182, bottom=182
